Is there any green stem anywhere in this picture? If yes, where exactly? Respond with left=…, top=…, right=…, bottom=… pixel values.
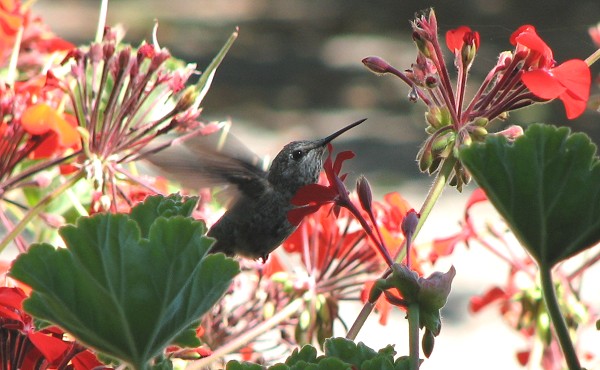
left=407, top=302, right=420, bottom=370
left=539, top=266, right=581, bottom=370
left=0, top=171, right=85, bottom=254
left=346, top=156, right=457, bottom=340
left=412, top=155, right=457, bottom=241
left=187, top=297, right=304, bottom=370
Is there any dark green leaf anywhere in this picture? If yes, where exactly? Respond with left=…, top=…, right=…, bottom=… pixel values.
left=460, top=124, right=600, bottom=267
left=285, top=345, right=318, bottom=366
left=10, top=195, right=238, bottom=370
left=129, top=193, right=198, bottom=238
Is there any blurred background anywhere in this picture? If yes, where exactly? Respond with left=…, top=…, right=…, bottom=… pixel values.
left=35, top=1, right=599, bottom=369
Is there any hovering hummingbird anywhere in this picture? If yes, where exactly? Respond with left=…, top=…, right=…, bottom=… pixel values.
left=146, top=118, right=366, bottom=260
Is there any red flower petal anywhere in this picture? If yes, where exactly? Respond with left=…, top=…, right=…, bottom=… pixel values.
left=509, top=25, right=537, bottom=45
left=28, top=331, right=69, bottom=363
left=466, top=188, right=487, bottom=208
left=0, top=286, right=26, bottom=311
left=559, top=89, right=589, bottom=120
left=511, top=25, right=554, bottom=68
left=469, top=286, right=506, bottom=313
left=332, top=150, right=355, bottom=175
left=552, top=59, right=591, bottom=102
left=291, top=183, right=336, bottom=206
left=287, top=204, right=322, bottom=225
left=521, top=69, right=564, bottom=99
left=21, top=104, right=81, bottom=149
left=445, top=26, right=471, bottom=52
left=72, top=350, right=105, bottom=370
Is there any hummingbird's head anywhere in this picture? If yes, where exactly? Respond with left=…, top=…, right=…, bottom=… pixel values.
left=268, top=140, right=328, bottom=192
left=267, top=118, right=366, bottom=193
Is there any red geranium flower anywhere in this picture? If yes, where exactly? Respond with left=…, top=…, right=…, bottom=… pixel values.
left=511, top=25, right=591, bottom=119
left=0, top=286, right=104, bottom=369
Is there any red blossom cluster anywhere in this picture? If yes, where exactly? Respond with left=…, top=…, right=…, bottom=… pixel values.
left=0, top=286, right=105, bottom=370
left=430, top=189, right=598, bottom=369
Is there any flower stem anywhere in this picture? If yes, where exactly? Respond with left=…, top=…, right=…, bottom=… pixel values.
left=0, top=171, right=85, bottom=254
left=410, top=155, right=457, bottom=246
left=186, top=297, right=304, bottom=370
left=539, top=265, right=581, bottom=370
left=585, top=48, right=600, bottom=67
left=407, top=302, right=421, bottom=370
left=346, top=156, right=457, bottom=340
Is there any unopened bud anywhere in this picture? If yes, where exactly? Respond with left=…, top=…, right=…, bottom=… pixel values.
left=362, top=56, right=391, bottom=75
left=473, top=117, right=489, bottom=127
left=494, top=125, right=524, bottom=141
left=418, top=145, right=433, bottom=172
left=471, top=126, right=488, bottom=140
left=431, top=131, right=456, bottom=153
left=412, top=31, right=431, bottom=58
left=356, top=176, right=373, bottom=213
left=401, top=209, right=420, bottom=240
left=422, top=328, right=435, bottom=358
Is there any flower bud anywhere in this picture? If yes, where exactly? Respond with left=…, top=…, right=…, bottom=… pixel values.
left=356, top=175, right=373, bottom=214
left=422, top=328, right=435, bottom=358
left=431, top=131, right=455, bottom=154
left=418, top=145, right=433, bottom=172
left=495, top=125, right=524, bottom=140
left=471, top=126, right=488, bottom=141
left=362, top=56, right=391, bottom=75
left=473, top=117, right=489, bottom=127
left=401, top=209, right=420, bottom=240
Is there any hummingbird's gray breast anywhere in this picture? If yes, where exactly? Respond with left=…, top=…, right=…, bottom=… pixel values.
left=207, top=187, right=297, bottom=260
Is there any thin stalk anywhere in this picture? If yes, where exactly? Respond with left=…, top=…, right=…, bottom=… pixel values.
left=186, top=297, right=304, bottom=370
left=0, top=171, right=84, bottom=254
left=585, top=48, right=600, bottom=67
left=539, top=266, right=581, bottom=370
left=95, top=0, right=108, bottom=43
left=407, top=302, right=420, bottom=370
left=346, top=156, right=457, bottom=340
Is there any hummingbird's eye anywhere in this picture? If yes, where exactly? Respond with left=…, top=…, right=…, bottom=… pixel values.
left=291, top=150, right=304, bottom=160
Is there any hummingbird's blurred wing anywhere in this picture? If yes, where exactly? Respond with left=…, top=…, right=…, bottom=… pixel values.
left=143, top=124, right=270, bottom=202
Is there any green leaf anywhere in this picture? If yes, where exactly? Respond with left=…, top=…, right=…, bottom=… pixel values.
left=10, top=195, right=239, bottom=370
left=129, top=193, right=198, bottom=238
left=460, top=124, right=600, bottom=268
left=285, top=345, right=318, bottom=366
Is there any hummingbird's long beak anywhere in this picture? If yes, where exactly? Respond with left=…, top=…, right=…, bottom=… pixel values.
left=315, top=118, right=367, bottom=147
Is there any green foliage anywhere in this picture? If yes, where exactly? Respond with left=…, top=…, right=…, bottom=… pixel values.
left=10, top=194, right=239, bottom=370
left=460, top=124, right=600, bottom=268
left=226, top=338, right=410, bottom=370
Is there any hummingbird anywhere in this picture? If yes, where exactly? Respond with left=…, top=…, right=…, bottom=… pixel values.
left=146, top=118, right=366, bottom=260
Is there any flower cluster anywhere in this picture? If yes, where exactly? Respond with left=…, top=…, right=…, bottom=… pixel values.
left=363, top=8, right=591, bottom=190
left=0, top=286, right=105, bottom=370
left=432, top=189, right=598, bottom=369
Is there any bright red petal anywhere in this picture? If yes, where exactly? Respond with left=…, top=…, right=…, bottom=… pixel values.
left=445, top=26, right=470, bottom=52
left=72, top=350, right=104, bottom=370
left=0, top=286, right=26, bottom=310
left=469, top=286, right=506, bottom=313
left=552, top=59, right=591, bottom=102
left=559, top=89, right=588, bottom=119
left=287, top=204, right=322, bottom=225
left=509, top=25, right=536, bottom=45
left=291, top=184, right=336, bottom=206
left=333, top=150, right=355, bottom=175
left=465, top=188, right=487, bottom=214
left=521, top=69, right=563, bottom=100
left=28, top=331, right=69, bottom=363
